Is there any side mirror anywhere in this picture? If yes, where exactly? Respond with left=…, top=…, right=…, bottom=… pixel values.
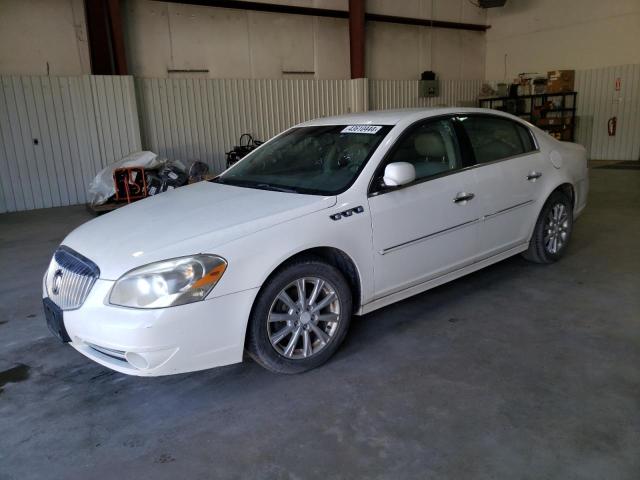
left=383, top=162, right=416, bottom=187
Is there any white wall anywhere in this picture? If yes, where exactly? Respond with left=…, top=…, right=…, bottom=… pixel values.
left=0, top=0, right=486, bottom=80
left=485, top=0, right=640, bottom=81
left=123, top=0, right=350, bottom=79
left=123, top=0, right=486, bottom=80
left=0, top=0, right=90, bottom=76
left=365, top=0, right=486, bottom=80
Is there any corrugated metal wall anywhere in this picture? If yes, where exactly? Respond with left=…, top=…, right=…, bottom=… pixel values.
left=135, top=78, right=354, bottom=173
left=135, top=77, right=483, bottom=175
left=575, top=64, right=640, bottom=161
left=369, top=79, right=483, bottom=110
left=0, top=75, right=141, bottom=213
left=1, top=75, right=480, bottom=213
left=4, top=68, right=637, bottom=213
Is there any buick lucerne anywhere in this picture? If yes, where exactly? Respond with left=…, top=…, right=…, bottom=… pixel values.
left=43, top=108, right=589, bottom=375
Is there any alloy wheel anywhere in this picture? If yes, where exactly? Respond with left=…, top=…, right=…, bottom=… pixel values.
left=544, top=202, right=570, bottom=254
left=267, top=277, right=341, bottom=359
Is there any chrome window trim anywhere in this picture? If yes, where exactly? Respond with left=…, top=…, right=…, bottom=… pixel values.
left=369, top=149, right=540, bottom=198
left=368, top=113, right=541, bottom=198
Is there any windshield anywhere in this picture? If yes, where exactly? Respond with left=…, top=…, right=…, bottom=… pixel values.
left=215, top=125, right=391, bottom=195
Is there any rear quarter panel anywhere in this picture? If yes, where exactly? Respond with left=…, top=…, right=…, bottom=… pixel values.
left=532, top=128, right=589, bottom=219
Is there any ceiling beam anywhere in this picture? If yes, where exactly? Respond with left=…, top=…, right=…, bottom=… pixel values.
left=156, top=0, right=490, bottom=32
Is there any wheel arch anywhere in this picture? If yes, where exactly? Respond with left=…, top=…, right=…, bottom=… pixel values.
left=527, top=181, right=576, bottom=240
left=536, top=181, right=576, bottom=218
left=257, top=246, right=363, bottom=314
left=556, top=182, right=576, bottom=208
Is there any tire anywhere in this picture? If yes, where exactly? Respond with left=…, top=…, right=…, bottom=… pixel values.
left=523, top=190, right=573, bottom=264
left=246, top=258, right=352, bottom=374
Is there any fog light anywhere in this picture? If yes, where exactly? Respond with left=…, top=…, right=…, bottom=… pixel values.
left=125, top=352, right=150, bottom=370
left=124, top=348, right=178, bottom=370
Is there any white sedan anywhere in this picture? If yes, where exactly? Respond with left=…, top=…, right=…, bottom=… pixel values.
left=43, top=108, right=589, bottom=375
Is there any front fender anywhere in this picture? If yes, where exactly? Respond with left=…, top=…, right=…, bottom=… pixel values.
left=207, top=200, right=375, bottom=308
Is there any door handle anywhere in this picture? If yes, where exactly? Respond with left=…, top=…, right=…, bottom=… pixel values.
left=527, top=171, right=542, bottom=181
left=453, top=192, right=475, bottom=203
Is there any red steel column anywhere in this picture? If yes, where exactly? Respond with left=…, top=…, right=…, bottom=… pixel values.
left=85, top=0, right=128, bottom=75
left=106, top=0, right=128, bottom=75
left=349, top=0, right=365, bottom=79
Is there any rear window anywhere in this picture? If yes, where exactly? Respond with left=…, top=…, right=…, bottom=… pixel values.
left=458, top=116, right=536, bottom=163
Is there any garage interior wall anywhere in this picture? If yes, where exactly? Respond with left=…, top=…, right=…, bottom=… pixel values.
left=0, top=0, right=91, bottom=76
left=0, top=75, right=141, bottom=213
left=0, top=74, right=480, bottom=213
left=135, top=76, right=481, bottom=173
left=484, top=0, right=640, bottom=81
left=484, top=0, right=640, bottom=161
left=1, top=0, right=639, bottom=213
left=574, top=65, right=640, bottom=162
left=0, top=0, right=488, bottom=213
left=124, top=0, right=486, bottom=80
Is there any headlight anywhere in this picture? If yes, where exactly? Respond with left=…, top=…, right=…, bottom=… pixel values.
left=109, top=255, right=227, bottom=309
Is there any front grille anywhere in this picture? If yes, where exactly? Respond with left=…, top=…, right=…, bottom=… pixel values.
left=45, top=246, right=100, bottom=310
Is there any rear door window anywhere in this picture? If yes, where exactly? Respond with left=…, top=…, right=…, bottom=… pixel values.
left=458, top=115, right=536, bottom=163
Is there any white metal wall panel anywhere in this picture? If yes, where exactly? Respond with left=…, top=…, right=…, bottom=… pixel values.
left=136, top=77, right=482, bottom=174
left=0, top=75, right=141, bottom=213
left=136, top=78, right=353, bottom=174
left=88, top=76, right=142, bottom=169
left=369, top=79, right=483, bottom=110
left=575, top=64, right=640, bottom=161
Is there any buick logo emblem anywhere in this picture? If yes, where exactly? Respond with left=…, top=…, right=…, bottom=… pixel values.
left=52, top=269, right=63, bottom=295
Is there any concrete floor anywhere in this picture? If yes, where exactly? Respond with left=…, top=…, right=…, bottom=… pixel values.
left=1, top=169, right=638, bottom=480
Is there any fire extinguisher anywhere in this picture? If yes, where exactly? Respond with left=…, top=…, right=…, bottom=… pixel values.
left=608, top=116, right=617, bottom=136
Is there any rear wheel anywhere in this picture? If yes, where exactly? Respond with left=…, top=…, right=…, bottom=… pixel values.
left=246, top=259, right=352, bottom=374
left=523, top=191, right=573, bottom=263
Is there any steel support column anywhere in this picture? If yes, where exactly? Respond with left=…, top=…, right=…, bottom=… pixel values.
left=84, top=0, right=128, bottom=75
left=349, top=0, right=365, bottom=79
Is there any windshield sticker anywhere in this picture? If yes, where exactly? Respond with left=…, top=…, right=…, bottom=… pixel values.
left=341, top=125, right=383, bottom=134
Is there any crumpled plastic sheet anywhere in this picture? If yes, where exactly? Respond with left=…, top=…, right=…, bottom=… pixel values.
left=87, top=151, right=185, bottom=206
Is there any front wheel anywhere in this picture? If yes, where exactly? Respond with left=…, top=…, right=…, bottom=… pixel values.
left=246, top=259, right=352, bottom=374
left=523, top=190, right=573, bottom=264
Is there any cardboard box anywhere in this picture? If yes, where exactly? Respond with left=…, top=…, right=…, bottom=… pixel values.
left=546, top=70, right=575, bottom=93
left=538, top=116, right=573, bottom=126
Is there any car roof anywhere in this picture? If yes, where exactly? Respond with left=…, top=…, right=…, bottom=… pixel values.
left=297, top=107, right=520, bottom=127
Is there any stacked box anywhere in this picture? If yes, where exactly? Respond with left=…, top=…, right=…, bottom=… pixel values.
left=546, top=70, right=575, bottom=93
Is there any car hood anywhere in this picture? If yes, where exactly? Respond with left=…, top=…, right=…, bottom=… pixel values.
left=63, top=182, right=337, bottom=279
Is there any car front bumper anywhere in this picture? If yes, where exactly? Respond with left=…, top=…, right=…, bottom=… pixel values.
left=44, top=279, right=259, bottom=376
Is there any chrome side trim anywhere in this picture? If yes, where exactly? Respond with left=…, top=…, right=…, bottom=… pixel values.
left=483, top=200, right=535, bottom=220
left=380, top=218, right=480, bottom=255
left=359, top=242, right=529, bottom=315
left=379, top=200, right=535, bottom=255
left=87, top=343, right=127, bottom=361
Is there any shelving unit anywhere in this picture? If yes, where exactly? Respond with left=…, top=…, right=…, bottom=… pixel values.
left=478, top=91, right=577, bottom=141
